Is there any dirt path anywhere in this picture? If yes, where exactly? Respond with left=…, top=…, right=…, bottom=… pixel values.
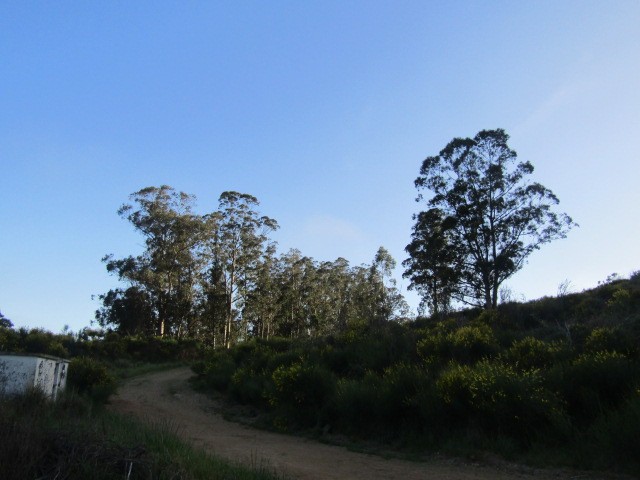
left=109, top=367, right=626, bottom=480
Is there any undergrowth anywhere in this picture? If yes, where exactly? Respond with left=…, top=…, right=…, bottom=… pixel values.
left=193, top=273, right=640, bottom=477
left=0, top=388, right=287, bottom=480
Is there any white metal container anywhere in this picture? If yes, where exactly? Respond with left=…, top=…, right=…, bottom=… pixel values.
left=0, top=353, right=69, bottom=400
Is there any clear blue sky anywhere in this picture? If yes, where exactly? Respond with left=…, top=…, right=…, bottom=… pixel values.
left=2, top=1, right=639, bottom=332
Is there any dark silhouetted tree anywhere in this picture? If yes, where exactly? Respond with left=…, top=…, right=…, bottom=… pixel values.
left=406, top=129, right=576, bottom=310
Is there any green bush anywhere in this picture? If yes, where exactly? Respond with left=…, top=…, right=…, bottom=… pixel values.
left=418, top=323, right=497, bottom=366
left=331, top=364, right=429, bottom=439
left=200, top=353, right=237, bottom=392
left=67, top=357, right=116, bottom=403
left=265, top=349, right=301, bottom=373
left=331, top=375, right=379, bottom=434
left=0, top=326, right=19, bottom=352
left=500, top=337, right=564, bottom=371
left=229, top=367, right=269, bottom=406
left=436, top=360, right=565, bottom=444
left=374, top=363, right=433, bottom=437
left=575, top=395, right=640, bottom=475
left=551, top=351, right=639, bottom=423
left=449, top=323, right=498, bottom=363
left=269, top=361, right=336, bottom=427
left=583, top=327, right=631, bottom=355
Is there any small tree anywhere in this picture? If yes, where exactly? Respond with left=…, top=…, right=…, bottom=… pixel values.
left=0, top=311, right=13, bottom=329
left=403, top=209, right=459, bottom=316
left=406, top=129, right=575, bottom=311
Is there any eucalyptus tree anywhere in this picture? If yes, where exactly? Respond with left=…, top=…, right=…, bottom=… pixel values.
left=341, top=248, right=409, bottom=328
left=403, top=209, right=459, bottom=316
left=203, top=191, right=278, bottom=348
left=94, top=286, right=156, bottom=335
left=369, top=247, right=409, bottom=323
left=407, top=129, right=576, bottom=310
left=102, top=186, right=203, bottom=336
left=242, top=244, right=280, bottom=339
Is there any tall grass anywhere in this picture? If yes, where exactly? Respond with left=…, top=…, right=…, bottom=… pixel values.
left=0, top=389, right=287, bottom=480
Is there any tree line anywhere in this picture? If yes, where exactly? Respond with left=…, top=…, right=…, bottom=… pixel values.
left=96, top=187, right=408, bottom=345
left=97, top=129, right=574, bottom=344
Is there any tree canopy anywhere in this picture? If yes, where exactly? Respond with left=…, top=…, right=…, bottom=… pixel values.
left=404, top=129, right=576, bottom=312
left=97, top=186, right=409, bottom=345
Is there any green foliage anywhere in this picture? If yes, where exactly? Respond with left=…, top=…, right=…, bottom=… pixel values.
left=229, top=367, right=269, bottom=406
left=197, top=352, right=238, bottom=392
left=574, top=395, right=640, bottom=474
left=417, top=322, right=498, bottom=365
left=99, top=187, right=409, bottom=346
left=269, top=362, right=336, bottom=427
left=0, top=324, right=19, bottom=351
left=436, top=360, right=565, bottom=443
left=407, top=129, right=575, bottom=311
left=500, top=337, right=565, bottom=371
left=191, top=275, right=640, bottom=473
left=551, top=351, right=639, bottom=424
left=0, top=389, right=286, bottom=480
left=15, top=328, right=70, bottom=357
left=583, top=327, right=634, bottom=355
left=68, top=357, right=117, bottom=402
left=0, top=311, right=13, bottom=329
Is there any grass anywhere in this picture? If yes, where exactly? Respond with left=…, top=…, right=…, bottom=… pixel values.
left=0, top=388, right=288, bottom=480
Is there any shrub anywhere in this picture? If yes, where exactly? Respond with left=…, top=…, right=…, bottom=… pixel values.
left=67, top=357, right=116, bottom=403
left=374, top=363, right=432, bottom=437
left=0, top=326, right=19, bottom=352
left=417, top=323, right=498, bottom=366
left=449, top=323, right=498, bottom=363
left=501, top=337, right=564, bottom=371
left=436, top=360, right=565, bottom=444
left=551, top=351, right=639, bottom=423
left=584, top=327, right=631, bottom=355
left=199, top=353, right=237, bottom=392
left=229, top=367, right=269, bottom=406
left=269, top=361, right=336, bottom=427
left=576, top=394, right=640, bottom=475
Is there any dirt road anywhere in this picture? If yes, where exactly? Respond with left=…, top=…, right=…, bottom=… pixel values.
left=109, top=367, right=626, bottom=480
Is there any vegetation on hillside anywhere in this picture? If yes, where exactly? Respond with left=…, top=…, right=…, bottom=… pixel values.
left=192, top=272, right=640, bottom=476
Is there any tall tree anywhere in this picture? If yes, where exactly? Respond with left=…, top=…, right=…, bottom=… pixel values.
left=369, top=247, right=409, bottom=324
left=102, top=186, right=203, bottom=336
left=407, top=129, right=576, bottom=310
left=242, top=244, right=280, bottom=339
left=203, top=192, right=278, bottom=348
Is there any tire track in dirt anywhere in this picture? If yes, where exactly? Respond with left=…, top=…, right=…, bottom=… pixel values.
left=108, top=367, right=628, bottom=480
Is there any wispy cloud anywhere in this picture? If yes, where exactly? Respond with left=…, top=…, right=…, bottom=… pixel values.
left=513, top=78, right=597, bottom=139
left=303, top=214, right=366, bottom=243
left=277, top=214, right=374, bottom=264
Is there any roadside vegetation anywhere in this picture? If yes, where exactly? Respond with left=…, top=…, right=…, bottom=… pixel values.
left=191, top=272, right=640, bottom=477
left=0, top=325, right=286, bottom=480
left=0, top=388, right=286, bottom=480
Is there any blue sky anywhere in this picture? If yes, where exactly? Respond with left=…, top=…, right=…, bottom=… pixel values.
left=1, top=1, right=639, bottom=332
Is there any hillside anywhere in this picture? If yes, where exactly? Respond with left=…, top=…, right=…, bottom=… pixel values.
left=192, top=272, right=640, bottom=476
